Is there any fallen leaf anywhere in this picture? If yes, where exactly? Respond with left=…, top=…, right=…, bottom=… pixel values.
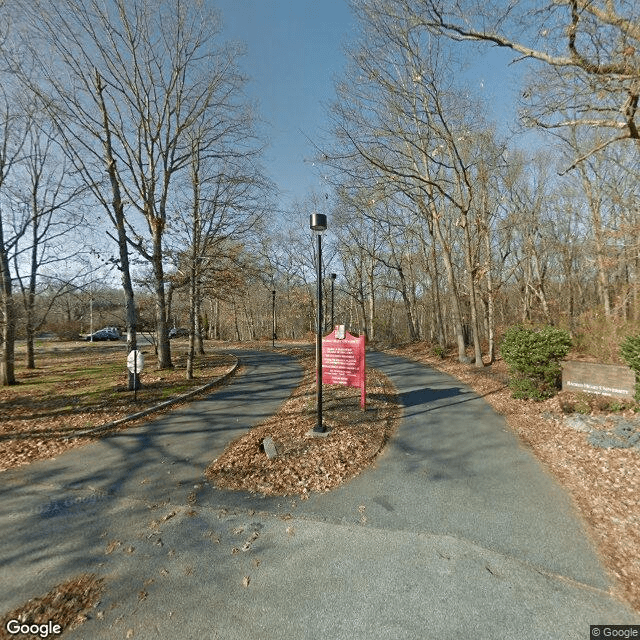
left=105, top=540, right=121, bottom=555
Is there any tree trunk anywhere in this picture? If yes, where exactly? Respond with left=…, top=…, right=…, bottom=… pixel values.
left=579, top=167, right=611, bottom=317
left=429, top=237, right=446, bottom=347
left=397, top=266, right=419, bottom=341
left=0, top=292, right=16, bottom=386
left=423, top=199, right=467, bottom=361
left=187, top=259, right=196, bottom=380
left=0, top=297, right=16, bottom=386
left=462, top=217, right=484, bottom=367
left=244, top=298, right=256, bottom=340
left=521, top=259, right=532, bottom=323
left=368, top=269, right=375, bottom=341
left=480, top=191, right=495, bottom=364
left=0, top=211, right=16, bottom=385
left=233, top=298, right=240, bottom=341
left=25, top=272, right=36, bottom=370
left=24, top=208, right=38, bottom=369
left=212, top=298, right=220, bottom=340
left=358, top=281, right=367, bottom=339
left=195, top=291, right=205, bottom=355
left=118, top=220, right=139, bottom=389
left=151, top=224, right=172, bottom=369
left=96, top=70, right=139, bottom=390
left=166, top=281, right=174, bottom=330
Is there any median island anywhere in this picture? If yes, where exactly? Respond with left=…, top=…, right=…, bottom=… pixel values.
left=206, top=349, right=401, bottom=497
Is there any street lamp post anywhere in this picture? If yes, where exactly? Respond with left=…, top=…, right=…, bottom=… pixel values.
left=330, top=273, right=336, bottom=331
left=310, top=213, right=328, bottom=434
left=271, top=290, right=276, bottom=348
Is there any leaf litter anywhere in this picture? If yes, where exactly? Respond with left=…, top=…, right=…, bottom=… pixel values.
left=0, top=574, right=104, bottom=640
left=5, top=340, right=637, bottom=617
left=0, top=342, right=237, bottom=473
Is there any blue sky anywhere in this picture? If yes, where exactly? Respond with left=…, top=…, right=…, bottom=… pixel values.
left=214, top=0, right=356, bottom=213
left=213, top=0, right=526, bottom=215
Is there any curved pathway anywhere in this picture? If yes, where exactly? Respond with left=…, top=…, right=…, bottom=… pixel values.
left=1, top=349, right=637, bottom=639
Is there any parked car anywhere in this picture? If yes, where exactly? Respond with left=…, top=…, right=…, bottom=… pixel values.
left=168, top=327, right=189, bottom=339
left=85, top=328, right=121, bottom=341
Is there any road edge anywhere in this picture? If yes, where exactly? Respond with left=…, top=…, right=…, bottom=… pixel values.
left=72, top=356, right=240, bottom=438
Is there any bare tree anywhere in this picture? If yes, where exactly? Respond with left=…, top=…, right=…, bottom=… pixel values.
left=10, top=117, right=85, bottom=368
left=22, top=0, right=251, bottom=371
left=559, top=129, right=640, bottom=319
left=0, top=90, right=29, bottom=385
left=369, top=0, right=640, bottom=164
left=177, top=130, right=269, bottom=379
left=333, top=196, right=384, bottom=340
left=327, top=5, right=492, bottom=363
left=15, top=3, right=141, bottom=387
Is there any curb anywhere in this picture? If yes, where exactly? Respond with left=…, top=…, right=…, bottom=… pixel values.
left=72, top=356, right=240, bottom=438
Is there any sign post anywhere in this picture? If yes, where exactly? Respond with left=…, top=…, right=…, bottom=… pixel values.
left=322, top=326, right=366, bottom=409
left=127, top=350, right=144, bottom=401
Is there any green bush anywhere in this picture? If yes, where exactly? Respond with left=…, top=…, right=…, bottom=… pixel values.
left=500, top=325, right=572, bottom=400
left=432, top=344, right=446, bottom=359
left=620, top=335, right=640, bottom=402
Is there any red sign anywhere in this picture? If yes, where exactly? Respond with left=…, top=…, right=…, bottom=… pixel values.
left=322, top=326, right=366, bottom=409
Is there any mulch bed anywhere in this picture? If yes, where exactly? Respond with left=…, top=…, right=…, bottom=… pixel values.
left=206, top=352, right=402, bottom=497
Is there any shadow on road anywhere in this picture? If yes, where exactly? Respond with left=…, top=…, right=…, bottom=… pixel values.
left=0, top=350, right=302, bottom=614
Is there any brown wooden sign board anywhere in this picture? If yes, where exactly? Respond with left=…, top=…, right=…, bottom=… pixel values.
left=561, top=361, right=636, bottom=399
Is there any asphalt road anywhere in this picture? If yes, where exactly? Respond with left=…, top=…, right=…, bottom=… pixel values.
left=1, top=349, right=638, bottom=639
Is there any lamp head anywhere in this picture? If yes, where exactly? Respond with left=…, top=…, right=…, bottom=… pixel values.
left=309, top=213, right=327, bottom=233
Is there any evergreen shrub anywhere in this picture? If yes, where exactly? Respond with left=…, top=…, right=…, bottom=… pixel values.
left=432, top=344, right=446, bottom=359
left=500, top=325, right=571, bottom=400
left=620, top=335, right=640, bottom=402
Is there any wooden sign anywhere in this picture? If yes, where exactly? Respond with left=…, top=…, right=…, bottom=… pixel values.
left=322, top=326, right=366, bottom=409
left=561, top=361, right=635, bottom=399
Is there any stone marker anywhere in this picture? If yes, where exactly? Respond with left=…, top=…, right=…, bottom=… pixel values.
left=262, top=437, right=279, bottom=459
left=565, top=415, right=592, bottom=433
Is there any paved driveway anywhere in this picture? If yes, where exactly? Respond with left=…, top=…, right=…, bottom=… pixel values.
left=1, top=349, right=637, bottom=639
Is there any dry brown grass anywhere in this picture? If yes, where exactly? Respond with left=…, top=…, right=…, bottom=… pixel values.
left=387, top=342, right=640, bottom=613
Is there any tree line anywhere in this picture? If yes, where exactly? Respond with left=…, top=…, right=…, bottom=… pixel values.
left=320, top=0, right=640, bottom=365
left=1, top=0, right=639, bottom=386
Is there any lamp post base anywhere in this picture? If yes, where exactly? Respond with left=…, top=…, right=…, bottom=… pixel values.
left=307, top=426, right=331, bottom=438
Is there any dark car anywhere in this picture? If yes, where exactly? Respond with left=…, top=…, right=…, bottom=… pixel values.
left=168, top=327, right=189, bottom=339
left=85, top=328, right=120, bottom=341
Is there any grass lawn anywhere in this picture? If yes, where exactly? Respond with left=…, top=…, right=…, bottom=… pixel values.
left=0, top=340, right=237, bottom=471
